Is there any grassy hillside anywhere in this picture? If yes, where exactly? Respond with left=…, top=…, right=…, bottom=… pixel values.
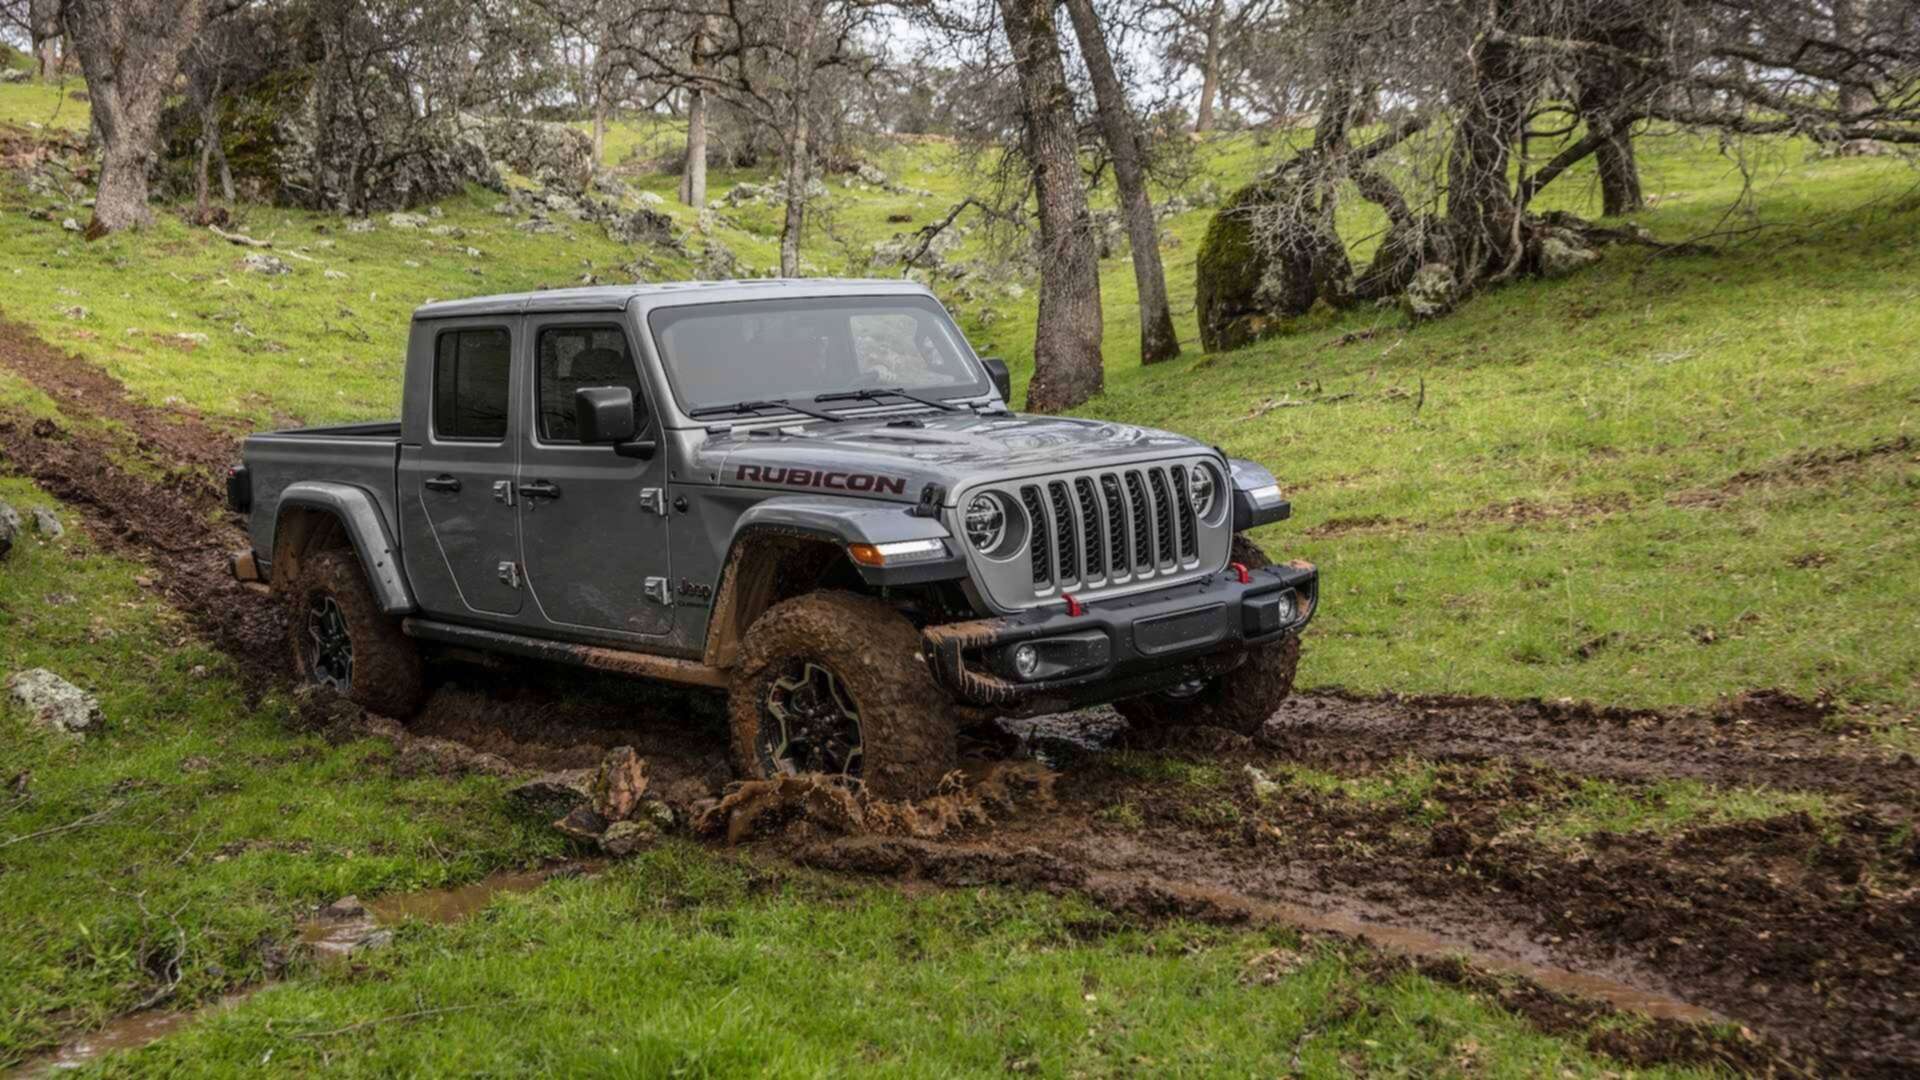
left=2, top=92, right=1913, bottom=716
left=3, top=74, right=1916, bottom=1073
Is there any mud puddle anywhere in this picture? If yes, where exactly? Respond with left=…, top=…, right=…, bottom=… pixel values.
left=1095, top=874, right=1720, bottom=1024
left=12, top=865, right=588, bottom=1076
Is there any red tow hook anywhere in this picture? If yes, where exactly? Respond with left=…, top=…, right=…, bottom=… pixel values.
left=1230, top=562, right=1251, bottom=585
left=1063, top=593, right=1085, bottom=617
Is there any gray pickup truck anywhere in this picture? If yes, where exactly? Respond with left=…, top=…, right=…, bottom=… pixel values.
left=229, top=280, right=1316, bottom=795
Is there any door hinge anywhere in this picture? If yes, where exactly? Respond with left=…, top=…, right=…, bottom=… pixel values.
left=644, top=576, right=673, bottom=606
left=497, top=561, right=522, bottom=589
left=638, top=487, right=667, bottom=516
left=492, top=479, right=515, bottom=506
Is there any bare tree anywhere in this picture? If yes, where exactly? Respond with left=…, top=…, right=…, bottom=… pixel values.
left=65, top=0, right=250, bottom=232
left=998, top=0, right=1104, bottom=409
left=1150, top=0, right=1273, bottom=130
left=1061, top=0, right=1180, bottom=363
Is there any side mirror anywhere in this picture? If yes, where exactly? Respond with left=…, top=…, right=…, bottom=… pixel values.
left=575, top=386, right=637, bottom=443
left=981, top=357, right=1012, bottom=404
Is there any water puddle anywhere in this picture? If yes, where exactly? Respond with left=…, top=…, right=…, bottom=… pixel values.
left=12, top=864, right=584, bottom=1076
left=1128, top=876, right=1721, bottom=1024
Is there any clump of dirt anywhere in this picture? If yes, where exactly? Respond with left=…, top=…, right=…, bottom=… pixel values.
left=698, top=761, right=1057, bottom=846
left=1666, top=434, right=1915, bottom=509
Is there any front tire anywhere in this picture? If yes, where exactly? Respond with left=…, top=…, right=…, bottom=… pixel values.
left=285, top=549, right=424, bottom=717
left=1114, top=536, right=1302, bottom=739
left=728, top=591, right=958, bottom=799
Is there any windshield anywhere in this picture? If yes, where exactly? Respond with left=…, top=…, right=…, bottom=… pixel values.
left=648, top=295, right=988, bottom=415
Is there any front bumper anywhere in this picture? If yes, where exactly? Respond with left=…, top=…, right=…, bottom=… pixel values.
left=922, top=560, right=1318, bottom=715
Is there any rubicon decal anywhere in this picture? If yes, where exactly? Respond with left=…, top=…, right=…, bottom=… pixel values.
left=735, top=465, right=907, bottom=495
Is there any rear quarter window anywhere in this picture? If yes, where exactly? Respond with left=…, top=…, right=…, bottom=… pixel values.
left=433, top=328, right=511, bottom=440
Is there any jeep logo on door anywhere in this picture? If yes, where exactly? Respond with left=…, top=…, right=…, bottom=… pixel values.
left=735, top=465, right=907, bottom=496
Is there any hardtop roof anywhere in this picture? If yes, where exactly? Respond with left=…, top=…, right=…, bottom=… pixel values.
left=410, top=278, right=935, bottom=320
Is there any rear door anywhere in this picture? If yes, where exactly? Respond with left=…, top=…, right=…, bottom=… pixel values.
left=398, top=321, right=525, bottom=616
left=514, top=314, right=673, bottom=638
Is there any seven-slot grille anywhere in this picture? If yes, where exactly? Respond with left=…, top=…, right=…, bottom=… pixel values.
left=1014, top=463, right=1204, bottom=593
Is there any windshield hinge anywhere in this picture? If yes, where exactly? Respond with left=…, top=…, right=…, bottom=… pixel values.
left=908, top=483, right=947, bottom=518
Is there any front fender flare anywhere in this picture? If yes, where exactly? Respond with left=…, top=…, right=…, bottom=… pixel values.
left=275, top=481, right=414, bottom=614
left=726, top=495, right=964, bottom=587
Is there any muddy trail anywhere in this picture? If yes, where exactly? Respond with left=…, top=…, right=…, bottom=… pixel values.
left=4, top=312, right=1920, bottom=1075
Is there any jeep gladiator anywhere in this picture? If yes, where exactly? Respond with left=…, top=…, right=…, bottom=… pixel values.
left=228, top=280, right=1316, bottom=796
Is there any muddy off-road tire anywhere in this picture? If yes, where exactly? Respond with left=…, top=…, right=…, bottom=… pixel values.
left=728, top=590, right=958, bottom=799
left=1114, top=536, right=1302, bottom=739
left=286, top=549, right=424, bottom=718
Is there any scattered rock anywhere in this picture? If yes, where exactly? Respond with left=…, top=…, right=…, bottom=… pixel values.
left=1244, top=765, right=1281, bottom=800
left=590, top=746, right=650, bottom=821
left=855, top=162, right=889, bottom=186
left=634, top=191, right=665, bottom=207
left=29, top=508, right=62, bottom=539
left=240, top=253, right=292, bottom=275
left=7, top=668, right=101, bottom=738
left=324, top=269, right=348, bottom=281
left=60, top=217, right=81, bottom=232
left=345, top=218, right=375, bottom=234
left=1538, top=233, right=1600, bottom=277
left=61, top=305, right=88, bottom=320
left=386, top=211, right=431, bottom=230
left=598, top=818, right=660, bottom=857
left=0, top=499, right=18, bottom=560
left=553, top=805, right=610, bottom=842
left=508, top=769, right=594, bottom=819
left=1402, top=262, right=1458, bottom=321
left=321, top=895, right=369, bottom=919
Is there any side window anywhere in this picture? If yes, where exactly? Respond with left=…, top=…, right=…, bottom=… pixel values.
left=849, top=312, right=964, bottom=386
left=432, top=328, right=511, bottom=440
left=536, top=325, right=645, bottom=442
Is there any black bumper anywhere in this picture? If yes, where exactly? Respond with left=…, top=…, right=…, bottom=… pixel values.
left=922, top=561, right=1318, bottom=714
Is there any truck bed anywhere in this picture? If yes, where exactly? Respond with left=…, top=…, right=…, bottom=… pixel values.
left=241, top=421, right=404, bottom=571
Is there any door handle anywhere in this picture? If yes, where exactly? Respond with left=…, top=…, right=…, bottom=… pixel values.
left=424, top=475, right=462, bottom=493
left=517, top=479, right=562, bottom=500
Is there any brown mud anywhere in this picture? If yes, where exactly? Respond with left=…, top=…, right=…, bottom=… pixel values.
left=4, top=310, right=1919, bottom=1074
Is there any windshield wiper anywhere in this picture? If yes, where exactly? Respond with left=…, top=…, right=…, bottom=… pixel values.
left=686, top=398, right=845, bottom=422
left=814, top=387, right=958, bottom=412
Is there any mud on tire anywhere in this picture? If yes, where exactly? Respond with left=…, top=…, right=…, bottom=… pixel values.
left=285, top=549, right=425, bottom=718
left=728, top=590, right=958, bottom=799
left=1114, top=535, right=1302, bottom=739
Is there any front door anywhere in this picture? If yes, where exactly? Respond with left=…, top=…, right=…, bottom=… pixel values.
left=400, top=322, right=524, bottom=616
left=515, top=316, right=672, bottom=638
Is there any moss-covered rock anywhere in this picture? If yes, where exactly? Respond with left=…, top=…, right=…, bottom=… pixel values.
left=1194, top=178, right=1346, bottom=353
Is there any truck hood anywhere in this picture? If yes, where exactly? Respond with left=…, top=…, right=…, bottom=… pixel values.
left=688, top=411, right=1213, bottom=504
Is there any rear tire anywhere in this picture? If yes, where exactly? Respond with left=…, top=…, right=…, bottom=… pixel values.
left=728, top=591, right=958, bottom=799
left=286, top=549, right=424, bottom=718
left=1114, top=536, right=1302, bottom=739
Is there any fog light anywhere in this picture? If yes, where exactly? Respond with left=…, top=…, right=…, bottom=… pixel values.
left=1273, top=590, right=1296, bottom=624
left=1012, top=644, right=1041, bottom=680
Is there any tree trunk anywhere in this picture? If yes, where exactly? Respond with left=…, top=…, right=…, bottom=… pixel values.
left=30, top=0, right=62, bottom=82
left=778, top=3, right=822, bottom=278
left=779, top=108, right=811, bottom=277
left=592, top=101, right=607, bottom=166
left=1832, top=0, right=1875, bottom=117
left=1194, top=0, right=1225, bottom=132
left=65, top=0, right=210, bottom=232
left=1445, top=27, right=1527, bottom=282
left=1592, top=122, right=1642, bottom=216
left=680, top=89, right=708, bottom=207
left=1061, top=0, right=1178, bottom=364
left=998, top=0, right=1104, bottom=411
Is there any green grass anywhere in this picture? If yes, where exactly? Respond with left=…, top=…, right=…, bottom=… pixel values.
left=1536, top=778, right=1833, bottom=840
left=115, top=844, right=1709, bottom=1078
left=7, top=96, right=1915, bottom=713
left=0, top=474, right=560, bottom=1063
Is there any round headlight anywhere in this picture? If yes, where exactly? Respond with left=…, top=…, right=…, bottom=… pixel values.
left=1012, top=643, right=1041, bottom=680
left=1189, top=463, right=1218, bottom=518
left=964, top=493, right=1006, bottom=553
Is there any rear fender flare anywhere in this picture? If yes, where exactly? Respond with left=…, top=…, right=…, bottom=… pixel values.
left=271, top=482, right=414, bottom=615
